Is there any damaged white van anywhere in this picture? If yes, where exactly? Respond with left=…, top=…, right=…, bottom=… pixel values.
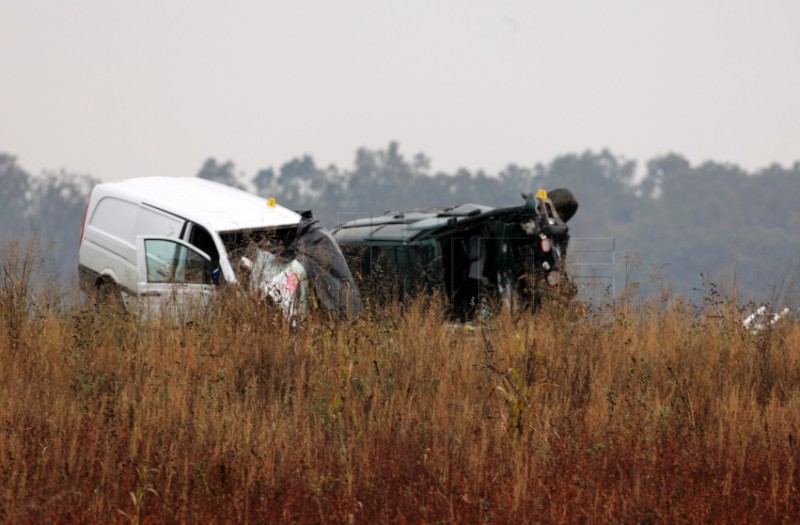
left=78, top=177, right=362, bottom=319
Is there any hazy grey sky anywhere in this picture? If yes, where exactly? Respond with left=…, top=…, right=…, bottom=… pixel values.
left=2, top=1, right=799, bottom=182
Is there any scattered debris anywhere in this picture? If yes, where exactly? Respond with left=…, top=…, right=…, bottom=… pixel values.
left=743, top=305, right=792, bottom=334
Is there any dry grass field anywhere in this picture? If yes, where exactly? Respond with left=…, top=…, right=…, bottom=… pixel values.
left=2, top=245, right=799, bottom=523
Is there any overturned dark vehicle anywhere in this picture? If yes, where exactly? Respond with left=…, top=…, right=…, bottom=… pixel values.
left=332, top=189, right=578, bottom=319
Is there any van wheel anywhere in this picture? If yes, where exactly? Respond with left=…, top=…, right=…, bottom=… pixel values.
left=94, top=280, right=126, bottom=315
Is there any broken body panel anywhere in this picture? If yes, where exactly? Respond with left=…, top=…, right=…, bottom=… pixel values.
left=332, top=189, right=578, bottom=319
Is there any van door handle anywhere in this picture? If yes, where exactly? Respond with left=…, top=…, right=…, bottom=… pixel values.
left=139, top=291, right=162, bottom=297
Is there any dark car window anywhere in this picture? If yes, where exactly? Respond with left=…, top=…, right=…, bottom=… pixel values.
left=341, top=244, right=440, bottom=302
left=188, top=225, right=219, bottom=263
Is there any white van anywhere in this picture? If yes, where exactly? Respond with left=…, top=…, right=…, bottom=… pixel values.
left=78, top=177, right=310, bottom=317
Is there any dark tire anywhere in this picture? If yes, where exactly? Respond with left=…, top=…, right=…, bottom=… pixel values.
left=549, top=188, right=579, bottom=223
left=94, top=280, right=126, bottom=316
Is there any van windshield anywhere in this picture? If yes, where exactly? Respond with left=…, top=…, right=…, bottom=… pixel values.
left=219, top=227, right=308, bottom=317
left=220, top=227, right=297, bottom=263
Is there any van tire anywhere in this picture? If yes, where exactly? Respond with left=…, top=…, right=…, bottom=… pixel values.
left=94, top=279, right=126, bottom=314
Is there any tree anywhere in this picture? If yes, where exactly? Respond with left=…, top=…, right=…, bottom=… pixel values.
left=0, top=153, right=32, bottom=237
left=641, top=153, right=691, bottom=199
left=197, top=158, right=245, bottom=190
left=276, top=155, right=326, bottom=206
left=28, top=170, right=99, bottom=280
left=252, top=167, right=276, bottom=197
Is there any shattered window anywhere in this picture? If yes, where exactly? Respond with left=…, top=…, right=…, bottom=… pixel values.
left=220, top=227, right=297, bottom=280
left=220, top=227, right=297, bottom=255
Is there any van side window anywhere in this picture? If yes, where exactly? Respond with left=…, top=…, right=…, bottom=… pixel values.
left=136, top=206, right=185, bottom=239
left=144, top=239, right=212, bottom=284
left=90, top=197, right=138, bottom=241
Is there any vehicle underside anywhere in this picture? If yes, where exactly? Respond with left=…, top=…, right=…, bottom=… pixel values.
left=333, top=189, right=578, bottom=320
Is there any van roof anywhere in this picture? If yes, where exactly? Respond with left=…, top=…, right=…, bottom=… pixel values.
left=101, top=177, right=301, bottom=232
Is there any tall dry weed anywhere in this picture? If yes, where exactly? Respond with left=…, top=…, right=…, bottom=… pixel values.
left=1, top=250, right=799, bottom=523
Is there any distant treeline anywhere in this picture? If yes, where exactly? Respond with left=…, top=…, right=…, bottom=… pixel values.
left=0, top=153, right=99, bottom=288
left=3, top=144, right=799, bottom=301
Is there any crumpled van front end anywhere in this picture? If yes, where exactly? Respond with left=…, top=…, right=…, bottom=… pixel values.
left=78, top=177, right=361, bottom=321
